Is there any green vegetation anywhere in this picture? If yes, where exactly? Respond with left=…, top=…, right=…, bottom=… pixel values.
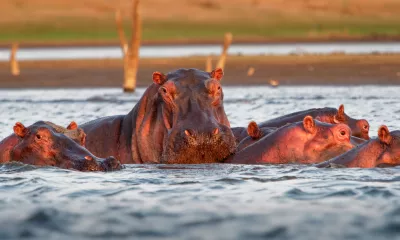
left=1, top=17, right=400, bottom=44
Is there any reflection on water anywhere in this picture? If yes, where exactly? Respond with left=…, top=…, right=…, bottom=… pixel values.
left=0, top=42, right=400, bottom=61
left=0, top=86, right=400, bottom=239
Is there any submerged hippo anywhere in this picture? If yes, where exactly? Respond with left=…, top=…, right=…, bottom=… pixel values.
left=258, top=104, right=370, bottom=140
left=238, top=121, right=366, bottom=152
left=317, top=125, right=400, bottom=168
left=236, top=122, right=276, bottom=151
left=226, top=116, right=354, bottom=164
left=81, top=68, right=236, bottom=164
left=0, top=120, right=86, bottom=162
left=0, top=122, right=121, bottom=172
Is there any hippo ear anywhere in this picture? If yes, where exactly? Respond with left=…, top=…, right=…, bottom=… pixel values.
left=303, top=116, right=316, bottom=133
left=247, top=121, right=262, bottom=139
left=338, top=104, right=345, bottom=117
left=378, top=125, right=392, bottom=145
left=67, top=121, right=78, bottom=130
left=334, top=104, right=345, bottom=123
left=13, top=122, right=27, bottom=138
left=210, top=68, right=224, bottom=81
left=153, top=72, right=167, bottom=85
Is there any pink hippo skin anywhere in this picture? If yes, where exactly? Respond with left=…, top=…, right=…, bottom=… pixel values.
left=238, top=121, right=366, bottom=152
left=226, top=116, right=354, bottom=164
left=317, top=125, right=400, bottom=168
left=0, top=122, right=121, bottom=172
left=81, top=68, right=236, bottom=164
left=258, top=104, right=370, bottom=140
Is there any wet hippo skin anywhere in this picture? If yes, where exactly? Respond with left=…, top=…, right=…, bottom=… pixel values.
left=226, top=116, right=354, bottom=164
left=258, top=104, right=370, bottom=140
left=317, top=125, right=400, bottom=168
left=0, top=121, right=121, bottom=171
left=81, top=68, right=236, bottom=164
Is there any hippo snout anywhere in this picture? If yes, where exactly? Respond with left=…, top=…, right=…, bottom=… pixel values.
left=356, top=119, right=370, bottom=140
left=162, top=124, right=236, bottom=164
left=100, top=156, right=123, bottom=171
left=183, top=127, right=220, bottom=142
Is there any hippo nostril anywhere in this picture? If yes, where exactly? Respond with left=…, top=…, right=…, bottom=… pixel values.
left=363, top=125, right=369, bottom=130
left=184, top=130, right=191, bottom=136
left=212, top=128, right=219, bottom=135
left=85, top=156, right=93, bottom=161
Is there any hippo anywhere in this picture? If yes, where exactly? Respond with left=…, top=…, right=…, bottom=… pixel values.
left=0, top=120, right=86, bottom=162
left=231, top=127, right=250, bottom=144
left=317, top=125, right=400, bottom=168
left=238, top=121, right=366, bottom=152
left=236, top=122, right=276, bottom=151
left=0, top=121, right=121, bottom=172
left=81, top=68, right=236, bottom=164
left=226, top=116, right=354, bottom=164
left=257, top=104, right=370, bottom=140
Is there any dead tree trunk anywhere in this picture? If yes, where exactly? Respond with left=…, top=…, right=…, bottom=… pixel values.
left=115, top=0, right=141, bottom=92
left=216, top=32, right=232, bottom=70
left=205, top=55, right=212, bottom=72
left=10, top=43, right=20, bottom=76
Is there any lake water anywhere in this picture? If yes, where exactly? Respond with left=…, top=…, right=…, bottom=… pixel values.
left=0, top=42, right=400, bottom=61
left=0, top=86, right=400, bottom=239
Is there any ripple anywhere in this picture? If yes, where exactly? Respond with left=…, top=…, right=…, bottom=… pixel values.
left=243, top=226, right=288, bottom=239
left=1, top=86, right=400, bottom=239
left=285, top=188, right=357, bottom=200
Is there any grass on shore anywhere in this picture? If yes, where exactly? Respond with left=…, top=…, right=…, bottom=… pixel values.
left=1, top=18, right=400, bottom=44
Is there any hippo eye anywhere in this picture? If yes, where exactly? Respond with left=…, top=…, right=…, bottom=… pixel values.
left=340, top=131, right=346, bottom=136
left=217, top=86, right=221, bottom=90
left=36, top=134, right=41, bottom=140
left=161, top=87, right=167, bottom=94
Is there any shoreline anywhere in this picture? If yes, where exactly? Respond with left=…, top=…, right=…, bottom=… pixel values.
left=0, top=54, right=399, bottom=89
left=1, top=36, right=400, bottom=49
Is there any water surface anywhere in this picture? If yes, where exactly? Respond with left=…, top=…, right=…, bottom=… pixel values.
left=0, top=42, right=399, bottom=61
left=0, top=86, right=399, bottom=239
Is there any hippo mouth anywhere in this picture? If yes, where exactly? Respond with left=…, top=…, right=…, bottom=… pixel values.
left=72, top=156, right=123, bottom=172
left=353, top=131, right=370, bottom=140
left=161, top=133, right=236, bottom=164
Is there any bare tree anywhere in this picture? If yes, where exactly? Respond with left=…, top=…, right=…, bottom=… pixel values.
left=115, top=0, right=142, bottom=92
left=216, top=32, right=232, bottom=70
left=247, top=67, right=255, bottom=76
left=205, top=55, right=212, bottom=72
left=10, top=43, right=20, bottom=76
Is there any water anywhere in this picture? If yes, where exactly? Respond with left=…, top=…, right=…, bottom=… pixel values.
left=0, top=42, right=400, bottom=61
left=0, top=86, right=400, bottom=239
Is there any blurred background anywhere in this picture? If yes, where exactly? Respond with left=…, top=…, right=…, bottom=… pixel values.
left=0, top=0, right=400, bottom=89
left=2, top=0, right=400, bottom=44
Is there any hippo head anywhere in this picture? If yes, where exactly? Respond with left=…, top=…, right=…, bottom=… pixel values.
left=11, top=122, right=121, bottom=171
left=317, top=104, right=370, bottom=140
left=44, top=121, right=86, bottom=146
left=153, top=68, right=236, bottom=164
left=303, top=116, right=355, bottom=163
left=375, top=126, right=400, bottom=167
